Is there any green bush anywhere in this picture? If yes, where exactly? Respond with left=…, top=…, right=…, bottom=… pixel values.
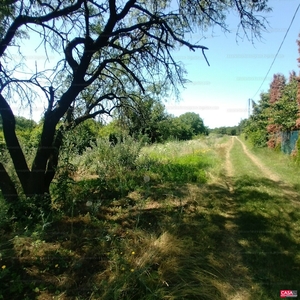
left=0, top=194, right=10, bottom=229
left=248, top=129, right=268, bottom=148
left=293, top=136, right=300, bottom=165
left=73, top=135, right=144, bottom=177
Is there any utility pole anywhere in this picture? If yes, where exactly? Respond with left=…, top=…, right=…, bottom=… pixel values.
left=248, top=98, right=251, bottom=118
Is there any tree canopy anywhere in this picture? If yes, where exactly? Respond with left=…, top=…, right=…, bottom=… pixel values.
left=0, top=0, right=271, bottom=219
left=243, top=72, right=299, bottom=149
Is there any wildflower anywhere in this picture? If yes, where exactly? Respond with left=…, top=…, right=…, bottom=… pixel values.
left=131, top=251, right=135, bottom=255
left=1, top=265, right=6, bottom=270
left=130, top=269, right=134, bottom=272
left=86, top=201, right=93, bottom=207
left=55, top=264, right=59, bottom=268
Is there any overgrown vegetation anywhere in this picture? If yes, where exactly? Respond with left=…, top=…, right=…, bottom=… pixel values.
left=208, top=123, right=245, bottom=136
left=1, top=135, right=300, bottom=299
left=0, top=0, right=270, bottom=221
left=242, top=33, right=300, bottom=157
left=0, top=136, right=218, bottom=299
left=2, top=1, right=299, bottom=299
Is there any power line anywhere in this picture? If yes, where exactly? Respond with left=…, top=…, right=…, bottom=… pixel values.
left=251, top=3, right=300, bottom=100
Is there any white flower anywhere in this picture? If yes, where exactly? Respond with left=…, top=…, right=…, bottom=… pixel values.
left=143, top=175, right=150, bottom=183
left=86, top=201, right=93, bottom=207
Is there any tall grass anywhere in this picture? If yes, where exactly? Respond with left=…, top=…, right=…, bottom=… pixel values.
left=2, top=134, right=299, bottom=299
left=1, top=135, right=226, bottom=299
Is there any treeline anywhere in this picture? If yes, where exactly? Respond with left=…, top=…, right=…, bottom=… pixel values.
left=243, top=72, right=299, bottom=148
left=107, top=105, right=208, bottom=143
left=209, top=123, right=245, bottom=136
left=0, top=108, right=208, bottom=154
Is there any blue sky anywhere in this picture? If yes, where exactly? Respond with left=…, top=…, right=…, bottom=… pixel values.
left=167, top=0, right=300, bottom=128
left=13, top=0, right=300, bottom=129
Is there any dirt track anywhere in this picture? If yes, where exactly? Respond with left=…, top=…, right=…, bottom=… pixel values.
left=226, top=136, right=300, bottom=206
left=219, top=136, right=300, bottom=299
left=234, top=137, right=281, bottom=181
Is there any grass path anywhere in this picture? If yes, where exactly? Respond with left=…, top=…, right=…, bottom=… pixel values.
left=234, top=136, right=300, bottom=206
left=217, top=137, right=253, bottom=300
left=234, top=137, right=280, bottom=181
left=219, top=136, right=300, bottom=300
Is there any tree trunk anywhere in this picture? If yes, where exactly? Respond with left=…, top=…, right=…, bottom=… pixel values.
left=0, top=162, right=19, bottom=205
left=0, top=94, right=31, bottom=194
left=0, top=81, right=83, bottom=219
left=0, top=94, right=59, bottom=218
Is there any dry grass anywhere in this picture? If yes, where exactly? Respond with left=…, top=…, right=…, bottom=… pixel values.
left=1, top=135, right=300, bottom=299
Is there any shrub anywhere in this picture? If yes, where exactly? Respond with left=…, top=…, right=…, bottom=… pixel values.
left=293, top=136, right=300, bottom=164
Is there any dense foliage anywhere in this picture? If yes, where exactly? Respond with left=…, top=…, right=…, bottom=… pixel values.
left=209, top=123, right=245, bottom=136
left=243, top=73, right=299, bottom=149
left=104, top=110, right=208, bottom=142
left=243, top=33, right=300, bottom=154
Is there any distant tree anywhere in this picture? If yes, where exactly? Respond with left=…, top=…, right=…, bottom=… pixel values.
left=272, top=77, right=298, bottom=132
left=297, top=33, right=300, bottom=68
left=237, top=119, right=248, bottom=135
left=164, top=112, right=207, bottom=141
left=269, top=73, right=286, bottom=104
left=209, top=125, right=239, bottom=136
left=243, top=92, right=270, bottom=147
left=177, top=112, right=206, bottom=137
left=116, top=93, right=169, bottom=143
left=67, top=119, right=102, bottom=154
left=228, top=127, right=237, bottom=135
left=267, top=74, right=286, bottom=148
left=289, top=70, right=297, bottom=82
left=0, top=116, right=36, bottom=131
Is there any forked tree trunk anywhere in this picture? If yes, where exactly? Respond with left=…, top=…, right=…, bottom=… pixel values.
left=0, top=162, right=19, bottom=205
left=0, top=95, right=64, bottom=220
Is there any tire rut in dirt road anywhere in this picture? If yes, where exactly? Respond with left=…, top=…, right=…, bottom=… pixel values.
left=217, top=136, right=300, bottom=299
left=217, top=136, right=299, bottom=299
left=225, top=137, right=234, bottom=178
left=234, top=136, right=300, bottom=206
left=224, top=137, right=235, bottom=193
left=217, top=137, right=253, bottom=300
left=234, top=137, right=280, bottom=181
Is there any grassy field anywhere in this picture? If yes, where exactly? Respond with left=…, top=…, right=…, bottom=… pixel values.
left=0, top=135, right=299, bottom=299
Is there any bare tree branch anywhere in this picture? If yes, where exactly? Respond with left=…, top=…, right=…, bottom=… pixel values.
left=0, top=0, right=85, bottom=57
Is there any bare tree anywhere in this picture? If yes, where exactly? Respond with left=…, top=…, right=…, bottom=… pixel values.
left=0, top=0, right=270, bottom=219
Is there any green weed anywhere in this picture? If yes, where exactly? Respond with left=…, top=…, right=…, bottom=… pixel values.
left=1, top=135, right=299, bottom=299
